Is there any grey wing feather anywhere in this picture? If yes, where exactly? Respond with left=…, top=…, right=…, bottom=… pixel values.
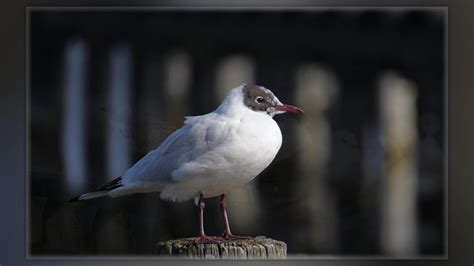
left=121, top=125, right=190, bottom=184
left=121, top=114, right=224, bottom=185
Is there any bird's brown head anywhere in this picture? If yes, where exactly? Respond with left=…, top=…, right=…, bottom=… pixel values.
left=242, top=84, right=304, bottom=116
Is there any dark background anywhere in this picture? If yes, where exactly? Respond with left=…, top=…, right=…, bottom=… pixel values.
left=28, top=8, right=445, bottom=257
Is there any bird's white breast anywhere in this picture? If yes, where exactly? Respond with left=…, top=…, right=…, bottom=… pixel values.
left=160, top=110, right=282, bottom=201
left=231, top=112, right=283, bottom=181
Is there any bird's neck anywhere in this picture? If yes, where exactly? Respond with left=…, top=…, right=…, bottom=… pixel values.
left=214, top=87, right=249, bottom=118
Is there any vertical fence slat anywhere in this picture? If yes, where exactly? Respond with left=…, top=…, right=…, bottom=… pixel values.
left=106, top=44, right=133, bottom=179
left=379, top=71, right=418, bottom=255
left=293, top=63, right=339, bottom=253
left=62, top=39, right=89, bottom=194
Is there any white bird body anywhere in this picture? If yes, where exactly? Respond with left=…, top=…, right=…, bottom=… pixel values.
left=75, top=85, right=298, bottom=204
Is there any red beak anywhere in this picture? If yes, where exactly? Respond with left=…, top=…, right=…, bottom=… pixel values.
left=274, top=104, right=304, bottom=114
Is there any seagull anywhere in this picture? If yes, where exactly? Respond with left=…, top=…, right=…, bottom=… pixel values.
left=70, top=84, right=303, bottom=243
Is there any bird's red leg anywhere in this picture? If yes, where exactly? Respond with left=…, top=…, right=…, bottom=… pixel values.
left=195, top=193, right=221, bottom=243
left=220, top=193, right=250, bottom=240
left=220, top=193, right=233, bottom=237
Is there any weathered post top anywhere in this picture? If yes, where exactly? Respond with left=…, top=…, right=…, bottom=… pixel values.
left=156, top=236, right=287, bottom=259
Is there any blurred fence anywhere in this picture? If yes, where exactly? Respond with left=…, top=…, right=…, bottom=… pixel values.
left=29, top=9, right=445, bottom=256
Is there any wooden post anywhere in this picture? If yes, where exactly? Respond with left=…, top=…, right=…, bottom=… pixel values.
left=156, top=236, right=287, bottom=259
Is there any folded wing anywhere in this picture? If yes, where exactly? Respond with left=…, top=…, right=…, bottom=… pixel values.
left=121, top=114, right=229, bottom=186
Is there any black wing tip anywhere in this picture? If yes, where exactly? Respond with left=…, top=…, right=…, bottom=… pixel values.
left=69, top=195, right=82, bottom=203
left=97, top=176, right=123, bottom=190
left=69, top=176, right=123, bottom=203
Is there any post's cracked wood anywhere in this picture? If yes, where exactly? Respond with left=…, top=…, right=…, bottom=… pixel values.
left=156, top=236, right=287, bottom=259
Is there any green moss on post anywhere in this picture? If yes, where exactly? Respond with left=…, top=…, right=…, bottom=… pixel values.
left=156, top=236, right=287, bottom=259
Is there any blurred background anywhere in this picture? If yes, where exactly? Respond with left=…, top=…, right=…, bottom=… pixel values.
left=29, top=8, right=445, bottom=256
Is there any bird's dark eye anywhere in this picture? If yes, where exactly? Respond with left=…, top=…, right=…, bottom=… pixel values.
left=256, top=96, right=264, bottom=103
